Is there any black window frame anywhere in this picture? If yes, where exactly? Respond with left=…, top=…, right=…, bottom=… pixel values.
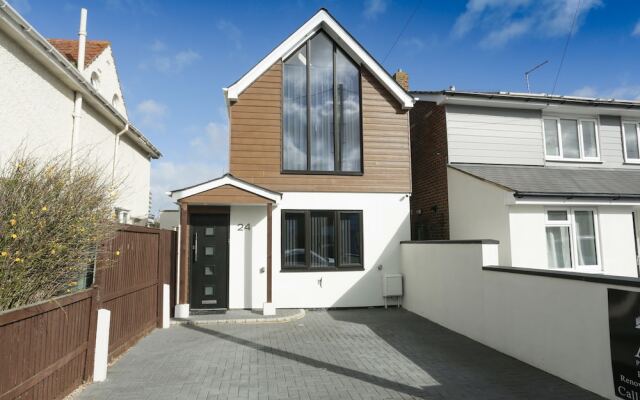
left=281, top=210, right=364, bottom=272
left=280, top=30, right=364, bottom=176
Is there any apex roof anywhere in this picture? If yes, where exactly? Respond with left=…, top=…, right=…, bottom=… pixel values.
left=48, top=39, right=110, bottom=67
left=224, top=8, right=414, bottom=109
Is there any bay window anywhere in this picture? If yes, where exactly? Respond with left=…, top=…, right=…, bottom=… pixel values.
left=545, top=209, right=600, bottom=270
left=543, top=117, right=599, bottom=161
left=282, top=210, right=363, bottom=270
left=622, top=121, right=640, bottom=162
left=283, top=31, right=362, bottom=173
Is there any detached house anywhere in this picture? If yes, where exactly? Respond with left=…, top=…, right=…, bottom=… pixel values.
left=410, top=90, right=640, bottom=277
left=169, top=9, right=413, bottom=315
left=0, top=3, right=160, bottom=223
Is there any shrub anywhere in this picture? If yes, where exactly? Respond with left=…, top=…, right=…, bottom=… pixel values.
left=0, top=152, right=118, bottom=311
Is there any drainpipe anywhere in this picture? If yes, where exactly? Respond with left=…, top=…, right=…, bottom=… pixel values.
left=70, top=8, right=87, bottom=167
left=111, top=123, right=128, bottom=184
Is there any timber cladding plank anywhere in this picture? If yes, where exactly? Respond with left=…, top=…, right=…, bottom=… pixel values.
left=229, top=61, right=411, bottom=193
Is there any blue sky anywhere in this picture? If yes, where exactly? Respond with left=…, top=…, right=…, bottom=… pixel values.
left=9, top=0, right=640, bottom=213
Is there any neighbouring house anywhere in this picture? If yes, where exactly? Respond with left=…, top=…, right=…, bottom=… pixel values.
left=168, top=9, right=413, bottom=315
left=0, top=3, right=161, bottom=224
left=410, top=89, right=640, bottom=277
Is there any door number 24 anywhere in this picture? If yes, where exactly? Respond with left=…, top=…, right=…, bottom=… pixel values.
left=237, top=223, right=251, bottom=231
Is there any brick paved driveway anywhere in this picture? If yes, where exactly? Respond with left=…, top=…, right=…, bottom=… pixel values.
left=75, top=309, right=602, bottom=399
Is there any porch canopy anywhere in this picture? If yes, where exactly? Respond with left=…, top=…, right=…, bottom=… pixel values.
left=450, top=163, right=640, bottom=200
left=168, top=174, right=281, bottom=314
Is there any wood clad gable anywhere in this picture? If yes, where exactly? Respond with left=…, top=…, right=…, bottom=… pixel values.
left=228, top=61, right=411, bottom=193
left=179, top=184, right=274, bottom=205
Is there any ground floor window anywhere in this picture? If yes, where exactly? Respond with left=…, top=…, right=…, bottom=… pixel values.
left=545, top=208, right=599, bottom=270
left=282, top=210, right=363, bottom=270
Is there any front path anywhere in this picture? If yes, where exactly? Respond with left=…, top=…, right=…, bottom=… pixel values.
left=75, top=309, right=602, bottom=399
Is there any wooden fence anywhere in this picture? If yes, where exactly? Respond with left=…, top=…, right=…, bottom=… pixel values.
left=0, top=225, right=176, bottom=400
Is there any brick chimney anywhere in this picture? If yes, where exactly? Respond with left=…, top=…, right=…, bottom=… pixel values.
left=393, top=69, right=409, bottom=91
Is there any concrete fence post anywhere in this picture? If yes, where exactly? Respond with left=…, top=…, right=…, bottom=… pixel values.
left=93, top=308, right=111, bottom=382
left=162, top=284, right=170, bottom=328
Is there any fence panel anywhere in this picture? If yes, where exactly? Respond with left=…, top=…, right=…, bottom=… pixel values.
left=97, top=226, right=163, bottom=361
left=0, top=289, right=96, bottom=400
left=0, top=225, right=177, bottom=399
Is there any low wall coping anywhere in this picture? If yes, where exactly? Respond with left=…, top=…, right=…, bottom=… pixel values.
left=483, top=265, right=640, bottom=288
left=400, top=239, right=500, bottom=245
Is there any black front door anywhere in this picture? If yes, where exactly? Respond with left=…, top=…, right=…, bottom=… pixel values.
left=190, top=214, right=229, bottom=309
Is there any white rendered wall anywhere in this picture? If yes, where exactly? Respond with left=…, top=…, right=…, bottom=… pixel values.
left=114, top=135, right=151, bottom=220
left=0, top=27, right=74, bottom=165
left=400, top=242, right=623, bottom=399
left=0, top=28, right=151, bottom=220
left=448, top=168, right=512, bottom=265
left=509, top=205, right=637, bottom=277
left=228, top=205, right=267, bottom=309
left=83, top=46, right=128, bottom=118
left=225, top=192, right=410, bottom=309
left=273, top=192, right=410, bottom=308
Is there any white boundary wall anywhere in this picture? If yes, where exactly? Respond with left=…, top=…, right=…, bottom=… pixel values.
left=401, top=241, right=635, bottom=399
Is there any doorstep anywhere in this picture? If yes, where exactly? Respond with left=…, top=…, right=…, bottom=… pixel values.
left=171, top=308, right=305, bottom=326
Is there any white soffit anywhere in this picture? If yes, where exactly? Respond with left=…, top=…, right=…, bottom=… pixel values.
left=170, top=175, right=282, bottom=203
left=224, top=8, right=414, bottom=109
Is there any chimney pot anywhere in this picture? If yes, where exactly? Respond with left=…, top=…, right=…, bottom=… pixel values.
left=393, top=69, right=409, bottom=91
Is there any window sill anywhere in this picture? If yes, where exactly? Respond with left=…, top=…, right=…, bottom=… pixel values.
left=281, top=170, right=363, bottom=176
left=280, top=266, right=365, bottom=272
left=623, top=160, right=640, bottom=165
left=545, top=158, right=602, bottom=164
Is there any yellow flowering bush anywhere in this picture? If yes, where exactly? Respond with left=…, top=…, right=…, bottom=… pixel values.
left=0, top=152, right=118, bottom=310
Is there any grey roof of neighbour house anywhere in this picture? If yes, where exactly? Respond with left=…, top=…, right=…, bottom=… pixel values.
left=450, top=163, right=640, bottom=199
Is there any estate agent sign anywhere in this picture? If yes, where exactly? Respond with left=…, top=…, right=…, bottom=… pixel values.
left=608, top=288, right=640, bottom=399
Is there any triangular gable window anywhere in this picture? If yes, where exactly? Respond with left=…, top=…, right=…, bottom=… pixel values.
left=282, top=31, right=362, bottom=174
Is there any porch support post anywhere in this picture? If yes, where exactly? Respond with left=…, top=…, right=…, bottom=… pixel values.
left=175, top=202, right=190, bottom=318
left=267, top=202, right=272, bottom=302
left=263, top=202, right=275, bottom=315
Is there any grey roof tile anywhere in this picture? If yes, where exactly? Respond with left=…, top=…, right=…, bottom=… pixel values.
left=450, top=163, right=640, bottom=198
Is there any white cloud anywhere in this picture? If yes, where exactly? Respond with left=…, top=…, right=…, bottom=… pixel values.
left=150, top=160, right=225, bottom=212
left=217, top=20, right=243, bottom=50
left=632, top=20, right=640, bottom=37
left=453, top=0, right=602, bottom=48
left=150, top=119, right=229, bottom=213
left=135, top=99, right=167, bottom=130
left=7, top=0, right=31, bottom=14
left=189, top=121, right=229, bottom=159
left=140, top=42, right=201, bottom=73
left=150, top=40, right=166, bottom=52
left=570, top=85, right=598, bottom=98
left=570, top=85, right=640, bottom=100
left=363, top=0, right=388, bottom=20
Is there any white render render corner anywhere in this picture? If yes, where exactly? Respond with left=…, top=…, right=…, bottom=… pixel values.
left=227, top=192, right=410, bottom=309
left=448, top=168, right=639, bottom=277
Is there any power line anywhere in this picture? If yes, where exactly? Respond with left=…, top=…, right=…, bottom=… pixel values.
left=551, top=0, right=581, bottom=95
left=382, top=0, right=423, bottom=63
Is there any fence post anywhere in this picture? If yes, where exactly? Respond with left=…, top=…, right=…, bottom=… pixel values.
left=93, top=308, right=111, bottom=382
left=83, top=287, right=99, bottom=381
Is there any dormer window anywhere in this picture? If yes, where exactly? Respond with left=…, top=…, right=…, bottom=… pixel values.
left=282, top=31, right=362, bottom=174
left=90, top=72, right=100, bottom=89
left=543, top=117, right=599, bottom=162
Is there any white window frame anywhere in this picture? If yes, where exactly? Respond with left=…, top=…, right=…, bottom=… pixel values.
left=545, top=207, right=601, bottom=272
left=621, top=120, right=640, bottom=164
left=542, top=117, right=601, bottom=162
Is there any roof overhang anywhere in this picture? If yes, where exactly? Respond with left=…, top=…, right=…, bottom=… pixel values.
left=168, top=174, right=282, bottom=203
left=0, top=1, right=161, bottom=158
left=414, top=91, right=640, bottom=118
left=224, top=8, right=414, bottom=110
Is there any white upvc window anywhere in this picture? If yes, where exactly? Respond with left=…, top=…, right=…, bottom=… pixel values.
left=622, top=121, right=640, bottom=163
left=545, top=208, right=601, bottom=271
left=543, top=117, right=600, bottom=162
